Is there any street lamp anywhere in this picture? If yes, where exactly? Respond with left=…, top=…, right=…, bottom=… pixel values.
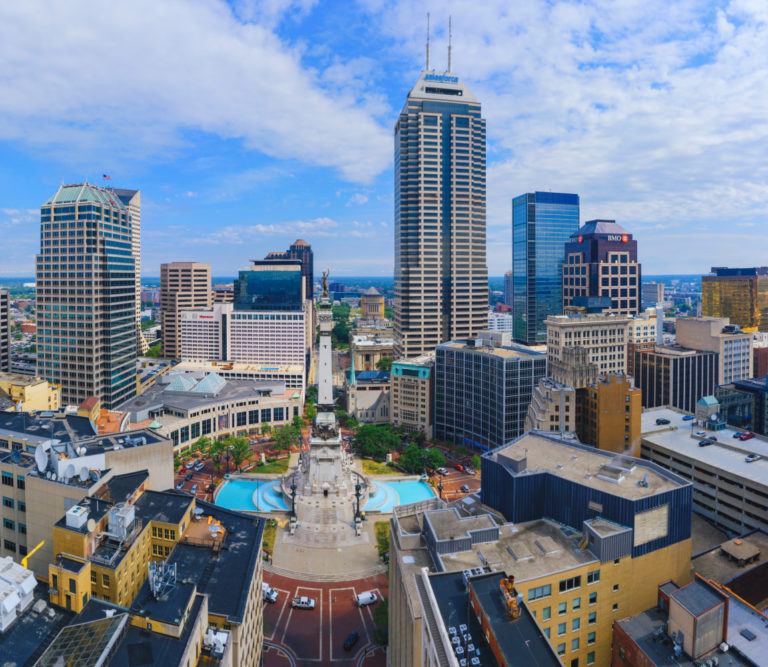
left=354, top=483, right=362, bottom=519
left=437, top=478, right=443, bottom=500
left=290, top=483, right=297, bottom=518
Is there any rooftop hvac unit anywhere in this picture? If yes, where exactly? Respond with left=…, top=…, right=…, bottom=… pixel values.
left=65, top=505, right=89, bottom=530
left=108, top=503, right=135, bottom=539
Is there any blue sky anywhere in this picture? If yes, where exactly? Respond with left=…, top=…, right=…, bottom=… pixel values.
left=0, top=0, right=767, bottom=278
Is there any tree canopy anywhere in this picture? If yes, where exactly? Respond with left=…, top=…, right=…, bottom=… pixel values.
left=352, top=424, right=401, bottom=462
left=398, top=444, right=445, bottom=474
left=272, top=425, right=301, bottom=452
left=375, top=357, right=393, bottom=371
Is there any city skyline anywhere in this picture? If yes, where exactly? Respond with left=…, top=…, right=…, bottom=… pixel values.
left=1, top=1, right=767, bottom=278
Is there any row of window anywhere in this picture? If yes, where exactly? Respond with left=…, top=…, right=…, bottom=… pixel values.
left=2, top=497, right=25, bottom=511
left=1, top=472, right=25, bottom=489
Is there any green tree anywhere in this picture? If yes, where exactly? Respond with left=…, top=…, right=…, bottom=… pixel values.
left=398, top=444, right=445, bottom=474
left=304, top=403, right=317, bottom=421
left=335, top=408, right=348, bottom=425
left=375, top=357, right=393, bottom=371
left=346, top=416, right=359, bottom=431
left=306, top=385, right=318, bottom=404
left=272, top=425, right=301, bottom=452
left=145, top=341, right=163, bottom=358
left=193, top=436, right=211, bottom=454
left=353, top=424, right=400, bottom=462
left=471, top=454, right=482, bottom=471
left=292, top=414, right=305, bottom=430
left=227, top=437, right=251, bottom=471
left=260, top=423, right=272, bottom=436
left=372, top=596, right=389, bottom=645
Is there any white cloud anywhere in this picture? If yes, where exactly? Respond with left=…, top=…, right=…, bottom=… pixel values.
left=347, top=193, right=369, bottom=205
left=193, top=217, right=340, bottom=244
left=0, top=1, right=390, bottom=183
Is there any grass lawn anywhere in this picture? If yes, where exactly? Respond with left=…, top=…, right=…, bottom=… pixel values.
left=255, top=458, right=289, bottom=474
left=362, top=459, right=402, bottom=475
left=374, top=520, right=389, bottom=558
left=263, top=521, right=277, bottom=553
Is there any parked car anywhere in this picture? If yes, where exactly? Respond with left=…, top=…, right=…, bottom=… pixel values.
left=176, top=481, right=184, bottom=490
left=699, top=440, right=713, bottom=447
left=465, top=468, right=475, bottom=475
left=185, top=473, right=194, bottom=481
left=655, top=418, right=671, bottom=425
left=745, top=454, right=761, bottom=463
left=460, top=484, right=470, bottom=493
left=355, top=591, right=378, bottom=607
left=291, top=596, right=316, bottom=609
left=262, top=583, right=278, bottom=603
left=455, top=464, right=465, bottom=472
left=740, top=432, right=755, bottom=441
left=682, top=415, right=694, bottom=421
left=343, top=632, right=359, bottom=651
left=733, top=432, right=744, bottom=439
left=709, top=436, right=718, bottom=441
left=694, top=431, right=706, bottom=437
left=190, top=484, right=198, bottom=494
left=437, top=468, right=448, bottom=476
left=185, top=461, right=195, bottom=469
left=194, top=461, right=205, bottom=472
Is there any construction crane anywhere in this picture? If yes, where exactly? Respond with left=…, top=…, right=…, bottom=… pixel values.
left=22, top=540, right=45, bottom=569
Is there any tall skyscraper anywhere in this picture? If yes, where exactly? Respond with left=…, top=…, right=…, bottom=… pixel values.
left=702, top=266, right=768, bottom=331
left=36, top=184, right=138, bottom=407
left=562, top=219, right=641, bottom=316
left=160, top=262, right=212, bottom=360
left=393, top=68, right=488, bottom=360
left=503, top=270, right=513, bottom=307
left=265, top=239, right=314, bottom=302
left=512, top=192, right=579, bottom=344
left=112, top=189, right=146, bottom=353
left=235, top=259, right=304, bottom=309
left=0, top=290, right=9, bottom=373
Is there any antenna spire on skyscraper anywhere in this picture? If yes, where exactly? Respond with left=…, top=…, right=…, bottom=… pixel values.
left=448, top=15, right=452, bottom=72
left=426, top=13, right=431, bottom=70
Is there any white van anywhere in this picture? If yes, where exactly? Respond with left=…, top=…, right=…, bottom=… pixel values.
left=355, top=591, right=378, bottom=607
left=262, top=582, right=278, bottom=603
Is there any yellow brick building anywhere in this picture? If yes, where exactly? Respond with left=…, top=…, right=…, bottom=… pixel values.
left=0, top=373, right=60, bottom=412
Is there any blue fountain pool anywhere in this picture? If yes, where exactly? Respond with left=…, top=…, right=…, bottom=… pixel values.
left=215, top=478, right=434, bottom=513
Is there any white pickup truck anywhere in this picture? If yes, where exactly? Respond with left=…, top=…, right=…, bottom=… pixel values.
left=291, top=596, right=316, bottom=610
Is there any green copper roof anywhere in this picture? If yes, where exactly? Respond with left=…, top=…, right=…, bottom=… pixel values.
left=44, top=183, right=127, bottom=210
left=149, top=420, right=162, bottom=429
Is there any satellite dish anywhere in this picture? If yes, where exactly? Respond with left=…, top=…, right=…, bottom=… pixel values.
left=46, top=471, right=52, bottom=480
left=79, top=446, right=87, bottom=456
left=51, top=473, right=57, bottom=481
left=35, top=447, right=48, bottom=473
left=63, top=464, right=75, bottom=480
left=79, top=467, right=89, bottom=482
left=86, top=519, right=96, bottom=533
left=42, top=441, right=51, bottom=452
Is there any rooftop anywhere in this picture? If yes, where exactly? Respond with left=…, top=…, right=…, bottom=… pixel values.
left=408, top=69, right=478, bottom=104
left=0, top=411, right=96, bottom=444
left=173, top=360, right=305, bottom=375
left=670, top=578, right=727, bottom=617
left=692, top=531, right=768, bottom=584
left=439, top=340, right=545, bottom=360
left=44, top=183, right=128, bottom=210
left=571, top=219, right=632, bottom=238
left=641, top=407, right=768, bottom=489
left=488, top=431, right=686, bottom=500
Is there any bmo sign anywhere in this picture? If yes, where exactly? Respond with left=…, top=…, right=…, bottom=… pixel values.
left=607, top=234, right=629, bottom=242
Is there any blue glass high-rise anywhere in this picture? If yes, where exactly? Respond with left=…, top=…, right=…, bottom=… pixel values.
left=512, top=192, right=580, bottom=344
left=234, top=260, right=303, bottom=311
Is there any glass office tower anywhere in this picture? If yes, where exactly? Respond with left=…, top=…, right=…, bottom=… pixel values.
left=512, top=192, right=579, bottom=344
left=234, top=260, right=304, bottom=311
left=394, top=70, right=488, bottom=359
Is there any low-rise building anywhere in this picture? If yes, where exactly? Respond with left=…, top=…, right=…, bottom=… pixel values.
left=345, top=369, right=390, bottom=424
left=581, top=374, right=641, bottom=456
left=174, top=359, right=304, bottom=389
left=487, top=310, right=514, bottom=334
left=635, top=346, right=718, bottom=414
left=360, top=287, right=385, bottom=320
left=626, top=308, right=658, bottom=377
left=525, top=377, right=577, bottom=434
left=641, top=407, right=768, bottom=535
left=136, top=357, right=176, bottom=396
left=676, top=316, right=753, bottom=385
left=715, top=377, right=768, bottom=435
left=119, top=370, right=302, bottom=452
left=390, top=353, right=435, bottom=439
left=434, top=338, right=546, bottom=450
left=350, top=332, right=393, bottom=372
left=547, top=313, right=630, bottom=377
left=0, top=373, right=60, bottom=412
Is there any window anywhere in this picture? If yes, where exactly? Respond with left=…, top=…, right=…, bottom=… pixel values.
left=613, top=584, right=619, bottom=592
left=614, top=558, right=620, bottom=565
left=18, top=502, right=25, bottom=513
left=587, top=652, right=595, bottom=665
left=2, top=497, right=13, bottom=509
left=528, top=584, right=552, bottom=600
left=91, top=571, right=97, bottom=584
left=558, top=602, right=567, bottom=615
left=572, top=618, right=580, bottom=631
left=588, top=612, right=596, bottom=625
left=559, top=576, right=581, bottom=593
left=587, top=569, right=600, bottom=584
left=589, top=592, right=597, bottom=605
left=3, top=519, right=14, bottom=531
left=557, top=643, right=566, bottom=656
left=558, top=622, right=566, bottom=636
left=69, top=579, right=77, bottom=594
left=16, top=476, right=25, bottom=490
left=542, top=606, right=551, bottom=620
left=612, top=603, right=618, bottom=612
left=573, top=597, right=581, bottom=611
left=102, top=574, right=110, bottom=587
left=1, top=472, right=12, bottom=486
left=3, top=539, right=15, bottom=552
left=544, top=627, right=550, bottom=638
left=572, top=638, right=580, bottom=651
left=587, top=632, right=596, bottom=645
left=51, top=574, right=58, bottom=591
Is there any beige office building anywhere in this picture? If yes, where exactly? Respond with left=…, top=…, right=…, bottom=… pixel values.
left=391, top=353, right=434, bottom=438
left=394, top=70, right=488, bottom=359
left=546, top=313, right=630, bottom=377
left=0, top=290, right=9, bottom=373
left=161, top=262, right=212, bottom=360
left=675, top=316, right=753, bottom=385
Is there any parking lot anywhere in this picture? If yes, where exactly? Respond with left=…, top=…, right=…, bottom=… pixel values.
left=174, top=456, right=218, bottom=502
left=263, top=571, right=388, bottom=666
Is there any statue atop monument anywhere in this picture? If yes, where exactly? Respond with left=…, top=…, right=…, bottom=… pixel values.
left=321, top=268, right=330, bottom=299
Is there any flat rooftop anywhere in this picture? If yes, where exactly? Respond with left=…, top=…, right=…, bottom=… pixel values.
left=641, top=407, right=768, bottom=489
left=0, top=411, right=95, bottom=444
left=488, top=431, right=685, bottom=500
left=439, top=340, right=545, bottom=360
left=435, top=518, right=598, bottom=584
left=425, top=509, right=496, bottom=541
left=692, top=531, right=768, bottom=584
left=174, top=360, right=304, bottom=374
